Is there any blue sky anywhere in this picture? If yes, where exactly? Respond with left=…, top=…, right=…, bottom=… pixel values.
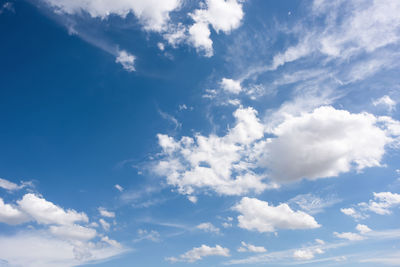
left=1, top=0, right=400, bottom=266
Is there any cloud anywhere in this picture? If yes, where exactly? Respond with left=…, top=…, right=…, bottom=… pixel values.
left=166, top=244, right=230, bottom=263
left=115, top=50, right=135, bottom=72
left=0, top=231, right=125, bottom=267
left=220, top=78, right=242, bottom=94
left=17, top=193, right=88, bottom=225
left=342, top=192, right=400, bottom=220
left=133, top=229, right=160, bottom=243
left=333, top=232, right=365, bottom=241
left=233, top=197, right=320, bottom=233
left=114, top=184, right=124, bottom=192
left=340, top=207, right=367, bottom=220
left=41, top=0, right=181, bottom=32
left=154, top=107, right=272, bottom=196
left=99, top=218, right=111, bottom=231
left=98, top=207, right=115, bottom=218
left=49, top=224, right=97, bottom=241
left=288, top=193, right=341, bottom=215
left=262, top=106, right=399, bottom=182
left=293, top=248, right=324, bottom=260
left=188, top=0, right=245, bottom=56
left=0, top=198, right=30, bottom=225
left=196, top=222, right=220, bottom=234
left=0, top=177, right=31, bottom=191
left=356, top=224, right=372, bottom=234
left=237, top=242, right=266, bottom=253
left=373, top=95, right=397, bottom=112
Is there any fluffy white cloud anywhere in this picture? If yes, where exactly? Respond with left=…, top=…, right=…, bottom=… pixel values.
left=98, top=207, right=115, bottom=218
left=237, top=241, right=266, bottom=253
left=196, top=222, right=220, bottom=234
left=220, top=78, right=242, bottom=94
left=115, top=50, right=135, bottom=72
left=0, top=198, right=30, bottom=225
left=373, top=95, right=396, bottom=112
left=188, top=0, right=245, bottom=56
left=293, top=248, right=324, bottom=260
left=334, top=231, right=365, bottom=241
left=262, top=106, right=398, bottom=182
left=42, top=0, right=181, bottom=32
left=356, top=224, right=372, bottom=234
left=340, top=207, right=367, bottom=220
left=234, top=197, right=320, bottom=233
left=154, top=107, right=270, bottom=196
left=167, top=244, right=230, bottom=263
left=18, top=193, right=88, bottom=225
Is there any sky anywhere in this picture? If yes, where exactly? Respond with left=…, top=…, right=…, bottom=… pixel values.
left=1, top=0, right=400, bottom=266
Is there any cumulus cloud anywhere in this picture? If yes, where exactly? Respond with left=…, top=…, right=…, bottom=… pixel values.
left=166, top=244, right=230, bottom=262
left=42, top=0, right=181, bottom=32
left=237, top=241, right=266, bottom=253
left=114, top=184, right=124, bottom=192
left=17, top=193, right=88, bottom=225
left=342, top=192, right=400, bottom=220
left=293, top=248, right=324, bottom=260
left=262, top=106, right=399, bottom=182
left=98, top=207, right=115, bottom=218
left=99, top=218, right=111, bottom=231
left=233, top=197, right=320, bottom=233
left=373, top=95, right=396, bottom=112
left=188, top=0, right=245, bottom=56
left=196, top=222, right=220, bottom=234
left=154, top=107, right=272, bottom=196
left=115, top=50, right=135, bottom=72
left=220, top=78, right=242, bottom=94
left=333, top=231, right=365, bottom=241
left=356, top=224, right=372, bottom=234
left=0, top=198, right=30, bottom=225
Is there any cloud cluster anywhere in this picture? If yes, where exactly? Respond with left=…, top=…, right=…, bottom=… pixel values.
left=237, top=241, right=266, bottom=253
left=196, top=222, right=221, bottom=234
left=233, top=197, right=320, bottom=233
left=0, top=189, right=125, bottom=266
left=166, top=244, right=230, bottom=263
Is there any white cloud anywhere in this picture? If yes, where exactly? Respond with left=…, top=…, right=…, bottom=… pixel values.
left=356, top=224, right=372, bottom=234
left=154, top=107, right=270, bottom=196
left=0, top=231, right=125, bottom=267
left=115, top=50, right=135, bottom=72
left=0, top=198, right=30, bottom=225
left=365, top=192, right=400, bottom=215
left=187, top=195, right=198, bottom=203
left=262, top=106, right=398, bottom=182
left=99, top=218, right=110, bottom=231
left=166, top=244, right=230, bottom=263
left=114, top=184, right=124, bottom=192
left=188, top=0, right=245, bottom=56
left=233, top=197, right=320, bottom=233
left=373, top=95, right=396, bottom=112
left=0, top=177, right=31, bottom=191
left=340, top=207, right=367, bottom=220
left=134, top=229, right=160, bottom=242
left=98, top=207, right=115, bottom=218
left=49, top=224, right=97, bottom=241
left=293, top=248, right=324, bottom=260
left=17, top=194, right=88, bottom=225
left=196, top=222, right=220, bottom=234
left=42, top=0, right=181, bottom=32
left=334, top=231, right=364, bottom=241
left=237, top=242, right=266, bottom=253
left=220, top=78, right=242, bottom=94
left=288, top=193, right=340, bottom=214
